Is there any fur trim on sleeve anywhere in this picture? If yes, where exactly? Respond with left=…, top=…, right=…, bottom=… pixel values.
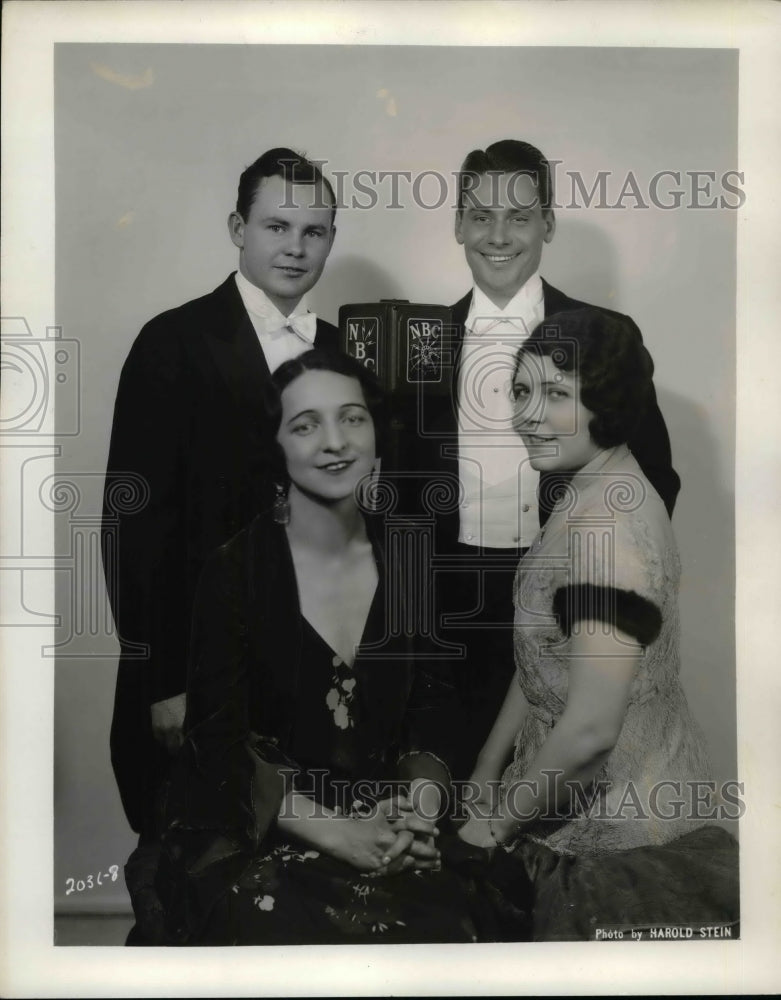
left=552, top=583, right=662, bottom=646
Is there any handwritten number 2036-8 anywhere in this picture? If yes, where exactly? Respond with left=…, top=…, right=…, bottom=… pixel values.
left=65, top=866, right=119, bottom=894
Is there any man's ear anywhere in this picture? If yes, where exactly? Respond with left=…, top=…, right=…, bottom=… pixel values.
left=227, top=211, right=245, bottom=249
left=543, top=209, right=556, bottom=244
left=454, top=212, right=465, bottom=246
left=327, top=225, right=337, bottom=253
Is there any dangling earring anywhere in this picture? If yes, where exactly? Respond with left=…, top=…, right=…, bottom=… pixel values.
left=272, top=482, right=290, bottom=525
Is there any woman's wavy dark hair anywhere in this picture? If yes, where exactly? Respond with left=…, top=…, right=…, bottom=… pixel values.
left=264, top=349, right=387, bottom=481
left=515, top=308, right=655, bottom=448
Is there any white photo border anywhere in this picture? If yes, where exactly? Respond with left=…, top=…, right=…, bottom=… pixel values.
left=2, top=0, right=780, bottom=995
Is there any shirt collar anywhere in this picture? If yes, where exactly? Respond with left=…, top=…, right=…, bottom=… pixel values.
left=467, top=273, right=544, bottom=330
left=234, top=270, right=311, bottom=330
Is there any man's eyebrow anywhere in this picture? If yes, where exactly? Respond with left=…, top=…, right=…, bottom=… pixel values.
left=262, top=215, right=328, bottom=232
left=463, top=203, right=530, bottom=214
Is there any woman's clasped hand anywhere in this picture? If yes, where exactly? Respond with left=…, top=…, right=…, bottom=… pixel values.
left=457, top=813, right=501, bottom=851
left=278, top=790, right=442, bottom=875
left=348, top=797, right=441, bottom=874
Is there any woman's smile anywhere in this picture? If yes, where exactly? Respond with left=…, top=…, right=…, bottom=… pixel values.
left=317, top=458, right=356, bottom=474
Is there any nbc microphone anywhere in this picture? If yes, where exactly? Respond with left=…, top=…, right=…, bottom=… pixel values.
left=338, top=299, right=453, bottom=475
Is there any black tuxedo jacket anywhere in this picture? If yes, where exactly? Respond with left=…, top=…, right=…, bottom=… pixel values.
left=102, top=273, right=338, bottom=832
left=400, top=281, right=680, bottom=550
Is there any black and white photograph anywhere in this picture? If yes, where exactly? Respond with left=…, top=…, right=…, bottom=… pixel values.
left=1, top=1, right=779, bottom=995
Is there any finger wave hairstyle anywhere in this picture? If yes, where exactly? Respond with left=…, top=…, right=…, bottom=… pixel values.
left=515, top=307, right=655, bottom=448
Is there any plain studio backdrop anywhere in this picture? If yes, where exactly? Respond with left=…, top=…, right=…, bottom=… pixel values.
left=52, top=44, right=737, bottom=917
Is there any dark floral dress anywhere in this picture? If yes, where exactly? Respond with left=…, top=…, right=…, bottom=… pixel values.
left=156, top=513, right=481, bottom=945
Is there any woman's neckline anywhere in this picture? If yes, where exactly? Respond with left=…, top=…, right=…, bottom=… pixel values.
left=300, top=575, right=380, bottom=670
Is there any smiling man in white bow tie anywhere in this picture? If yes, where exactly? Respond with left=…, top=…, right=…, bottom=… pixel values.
left=102, top=149, right=338, bottom=852
left=412, top=139, right=679, bottom=779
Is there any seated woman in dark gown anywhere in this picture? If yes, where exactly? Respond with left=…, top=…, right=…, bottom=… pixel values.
left=456, top=308, right=740, bottom=941
left=157, top=349, right=481, bottom=945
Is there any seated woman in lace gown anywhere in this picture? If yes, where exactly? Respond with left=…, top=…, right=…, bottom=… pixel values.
left=456, top=308, right=739, bottom=941
left=157, top=349, right=481, bottom=945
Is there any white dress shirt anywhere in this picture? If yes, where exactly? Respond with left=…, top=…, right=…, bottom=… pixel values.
left=234, top=271, right=317, bottom=373
left=457, top=276, right=545, bottom=548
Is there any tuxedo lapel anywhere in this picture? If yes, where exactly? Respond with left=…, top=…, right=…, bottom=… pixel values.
left=541, top=279, right=583, bottom=316
left=411, top=289, right=473, bottom=536
left=447, top=290, right=473, bottom=417
left=313, top=317, right=339, bottom=351
left=450, top=290, right=472, bottom=330
left=202, top=274, right=272, bottom=408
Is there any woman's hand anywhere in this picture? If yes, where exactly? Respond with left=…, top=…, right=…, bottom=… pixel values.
left=321, top=809, right=412, bottom=873
left=277, top=793, right=440, bottom=874
left=407, top=778, right=443, bottom=822
left=276, top=793, right=402, bottom=872
left=316, top=796, right=438, bottom=874
left=456, top=814, right=497, bottom=849
left=385, top=792, right=441, bottom=872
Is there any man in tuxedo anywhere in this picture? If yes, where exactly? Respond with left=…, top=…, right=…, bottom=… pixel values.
left=416, top=139, right=680, bottom=778
left=102, top=148, right=339, bottom=844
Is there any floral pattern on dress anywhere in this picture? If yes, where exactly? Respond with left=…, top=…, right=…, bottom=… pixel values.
left=325, top=655, right=356, bottom=730
left=323, top=892, right=409, bottom=936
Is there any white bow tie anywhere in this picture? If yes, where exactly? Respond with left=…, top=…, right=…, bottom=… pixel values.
left=469, top=314, right=531, bottom=338
left=272, top=312, right=317, bottom=343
